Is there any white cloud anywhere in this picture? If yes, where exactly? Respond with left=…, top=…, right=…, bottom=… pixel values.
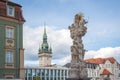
left=52, top=55, right=71, bottom=65
left=25, top=61, right=39, bottom=67
left=54, top=47, right=120, bottom=65
left=95, top=29, right=108, bottom=36
left=23, top=26, right=120, bottom=66
left=85, top=47, right=120, bottom=62
left=23, top=26, right=72, bottom=66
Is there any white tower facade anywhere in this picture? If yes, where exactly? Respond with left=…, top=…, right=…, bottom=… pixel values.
left=39, top=53, right=52, bottom=66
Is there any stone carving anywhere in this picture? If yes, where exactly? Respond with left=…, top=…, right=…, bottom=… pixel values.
left=69, top=13, right=88, bottom=80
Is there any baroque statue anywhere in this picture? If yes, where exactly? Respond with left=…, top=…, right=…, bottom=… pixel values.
left=68, top=13, right=89, bottom=80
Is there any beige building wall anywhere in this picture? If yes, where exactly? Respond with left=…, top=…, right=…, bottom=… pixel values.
left=39, top=53, right=52, bottom=66
left=19, top=48, right=25, bottom=80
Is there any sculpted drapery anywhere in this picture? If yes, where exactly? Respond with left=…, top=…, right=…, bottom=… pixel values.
left=69, top=13, right=88, bottom=79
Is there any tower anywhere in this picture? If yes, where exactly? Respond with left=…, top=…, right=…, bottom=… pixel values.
left=38, top=27, right=52, bottom=67
left=0, top=0, right=25, bottom=79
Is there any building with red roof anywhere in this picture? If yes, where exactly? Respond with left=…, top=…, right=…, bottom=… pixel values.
left=85, top=57, right=120, bottom=80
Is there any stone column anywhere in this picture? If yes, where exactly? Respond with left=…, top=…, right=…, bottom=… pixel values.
left=67, top=13, right=89, bottom=80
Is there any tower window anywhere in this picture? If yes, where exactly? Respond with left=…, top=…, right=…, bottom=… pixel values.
left=6, top=50, right=13, bottom=63
left=6, top=26, right=14, bottom=39
left=7, top=5, right=15, bottom=17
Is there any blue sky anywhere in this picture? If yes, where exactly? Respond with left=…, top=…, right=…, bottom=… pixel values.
left=12, top=0, right=120, bottom=65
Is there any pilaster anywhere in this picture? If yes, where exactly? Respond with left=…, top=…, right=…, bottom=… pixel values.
left=19, top=48, right=25, bottom=80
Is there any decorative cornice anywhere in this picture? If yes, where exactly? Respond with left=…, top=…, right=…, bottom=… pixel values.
left=0, top=16, right=24, bottom=23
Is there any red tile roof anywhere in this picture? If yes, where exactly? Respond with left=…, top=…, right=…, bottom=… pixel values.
left=85, top=57, right=116, bottom=64
left=100, top=69, right=113, bottom=75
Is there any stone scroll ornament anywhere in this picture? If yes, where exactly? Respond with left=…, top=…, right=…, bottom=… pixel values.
left=68, top=13, right=88, bottom=79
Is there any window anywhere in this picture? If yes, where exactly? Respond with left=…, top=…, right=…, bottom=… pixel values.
left=6, top=50, right=13, bottom=63
left=7, top=5, right=15, bottom=17
left=106, top=64, right=111, bottom=68
left=6, top=27, right=14, bottom=38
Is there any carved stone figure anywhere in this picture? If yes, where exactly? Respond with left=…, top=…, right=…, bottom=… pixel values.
left=68, top=13, right=89, bottom=80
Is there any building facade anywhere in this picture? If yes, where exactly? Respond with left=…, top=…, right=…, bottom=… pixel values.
left=0, top=0, right=25, bottom=79
left=86, top=62, right=100, bottom=80
left=85, top=57, right=120, bottom=80
left=25, top=66, right=69, bottom=80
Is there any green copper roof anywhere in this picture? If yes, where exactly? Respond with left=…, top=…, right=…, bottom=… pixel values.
left=49, top=45, right=52, bottom=52
left=39, top=26, right=52, bottom=54
left=43, top=27, right=47, bottom=40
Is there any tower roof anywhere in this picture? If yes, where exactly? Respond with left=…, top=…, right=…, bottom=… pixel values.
left=38, top=26, right=52, bottom=54
left=43, top=26, right=47, bottom=40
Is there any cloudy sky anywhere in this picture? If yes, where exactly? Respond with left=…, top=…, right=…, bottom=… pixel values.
left=13, top=0, right=120, bottom=66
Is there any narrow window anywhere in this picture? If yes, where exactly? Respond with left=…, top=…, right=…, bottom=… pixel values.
left=6, top=27, right=14, bottom=38
left=6, top=50, right=13, bottom=63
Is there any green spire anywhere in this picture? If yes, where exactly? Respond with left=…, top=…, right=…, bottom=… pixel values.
left=43, top=25, right=47, bottom=41
left=38, top=25, right=52, bottom=54
left=42, top=25, right=48, bottom=52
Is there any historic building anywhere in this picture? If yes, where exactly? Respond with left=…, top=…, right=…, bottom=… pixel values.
left=38, top=27, right=52, bottom=67
left=85, top=57, right=120, bottom=80
left=25, top=66, right=69, bottom=80
left=0, top=0, right=25, bottom=79
left=86, top=62, right=100, bottom=80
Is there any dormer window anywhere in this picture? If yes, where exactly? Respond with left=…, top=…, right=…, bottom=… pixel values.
left=7, top=5, right=15, bottom=17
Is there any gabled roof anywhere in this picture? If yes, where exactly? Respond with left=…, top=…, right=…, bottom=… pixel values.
left=100, top=69, right=113, bottom=75
left=85, top=57, right=116, bottom=64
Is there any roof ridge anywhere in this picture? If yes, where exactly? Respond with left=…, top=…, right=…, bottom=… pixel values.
left=85, top=57, right=116, bottom=64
